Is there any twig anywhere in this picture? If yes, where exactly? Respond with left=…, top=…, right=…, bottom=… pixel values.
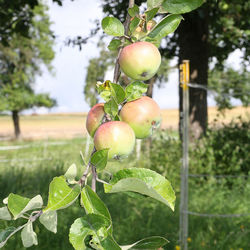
left=91, top=164, right=97, bottom=192
left=96, top=177, right=111, bottom=185
left=79, top=147, right=96, bottom=186
left=113, top=0, right=135, bottom=83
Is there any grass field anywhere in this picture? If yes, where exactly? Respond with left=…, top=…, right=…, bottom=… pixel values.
left=0, top=107, right=249, bottom=249
left=0, top=106, right=249, bottom=140
left=0, top=128, right=249, bottom=249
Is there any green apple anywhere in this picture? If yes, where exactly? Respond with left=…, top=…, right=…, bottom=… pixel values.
left=119, top=41, right=161, bottom=81
left=120, top=96, right=162, bottom=139
left=86, top=103, right=105, bottom=137
left=94, top=121, right=135, bottom=159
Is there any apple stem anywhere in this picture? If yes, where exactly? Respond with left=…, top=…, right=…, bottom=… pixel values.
left=113, top=0, right=135, bottom=83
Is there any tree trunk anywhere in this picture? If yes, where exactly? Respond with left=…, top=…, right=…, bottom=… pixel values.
left=12, top=110, right=21, bottom=139
left=178, top=10, right=208, bottom=140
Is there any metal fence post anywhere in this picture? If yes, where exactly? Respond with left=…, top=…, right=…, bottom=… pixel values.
left=179, top=60, right=190, bottom=250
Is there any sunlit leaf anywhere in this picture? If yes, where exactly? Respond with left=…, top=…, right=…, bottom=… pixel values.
left=108, top=39, right=122, bottom=51
left=7, top=194, right=43, bottom=219
left=102, top=17, right=124, bottom=36
left=128, top=5, right=140, bottom=17
left=104, top=168, right=175, bottom=211
left=125, top=81, right=148, bottom=102
left=122, top=236, right=168, bottom=249
left=161, top=0, right=204, bottom=14
left=91, top=149, right=109, bottom=171
left=21, top=222, right=38, bottom=248
left=64, top=163, right=77, bottom=184
left=104, top=97, right=119, bottom=117
left=81, top=185, right=111, bottom=221
left=0, top=207, right=11, bottom=220
left=110, top=83, right=126, bottom=104
left=69, top=214, right=111, bottom=250
left=147, top=14, right=183, bottom=40
left=39, top=210, right=57, bottom=233
left=129, top=16, right=140, bottom=34
left=145, top=8, right=159, bottom=22
left=44, top=176, right=80, bottom=212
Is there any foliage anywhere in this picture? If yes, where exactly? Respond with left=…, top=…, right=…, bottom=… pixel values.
left=0, top=3, right=55, bottom=112
left=190, top=117, right=250, bottom=181
left=0, top=2, right=56, bottom=137
left=208, top=66, right=250, bottom=110
left=0, top=0, right=65, bottom=44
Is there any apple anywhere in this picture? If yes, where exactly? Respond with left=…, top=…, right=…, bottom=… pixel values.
left=94, top=121, right=135, bottom=159
left=132, top=20, right=157, bottom=40
left=86, top=103, right=105, bottom=137
left=120, top=96, right=162, bottom=139
left=119, top=41, right=161, bottom=81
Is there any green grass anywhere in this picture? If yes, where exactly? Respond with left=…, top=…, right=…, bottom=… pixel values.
left=0, top=132, right=249, bottom=250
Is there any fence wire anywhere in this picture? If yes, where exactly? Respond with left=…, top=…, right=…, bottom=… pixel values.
left=187, top=82, right=250, bottom=97
left=184, top=211, right=250, bottom=218
left=181, top=80, right=250, bottom=222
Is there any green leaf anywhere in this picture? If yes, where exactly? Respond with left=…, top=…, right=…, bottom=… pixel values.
left=102, top=17, right=125, bottom=36
left=21, top=222, right=38, bottom=248
left=0, top=207, right=12, bottom=220
left=39, top=210, right=57, bottom=233
left=7, top=194, right=43, bottom=219
left=104, top=97, right=119, bottom=117
left=125, top=81, right=148, bottom=102
left=147, top=14, right=183, bottom=40
left=110, top=83, right=126, bottom=104
left=100, top=90, right=112, bottom=102
left=91, top=149, right=109, bottom=171
left=44, top=176, right=81, bottom=212
left=108, top=39, right=122, bottom=51
left=147, top=0, right=163, bottom=10
left=81, top=186, right=111, bottom=221
left=0, top=227, right=16, bottom=247
left=122, top=236, right=168, bottom=249
left=161, top=0, right=204, bottom=14
left=65, top=163, right=77, bottom=184
left=104, top=168, right=175, bottom=211
left=101, top=235, right=121, bottom=250
left=128, top=5, right=140, bottom=17
left=145, top=8, right=159, bottom=22
left=69, top=214, right=111, bottom=250
left=142, top=36, right=161, bottom=48
left=129, top=16, right=141, bottom=34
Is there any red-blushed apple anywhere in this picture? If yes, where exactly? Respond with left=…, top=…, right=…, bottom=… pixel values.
left=118, top=41, right=161, bottom=81
left=120, top=96, right=162, bottom=139
left=94, top=121, right=135, bottom=159
left=86, top=103, right=105, bottom=137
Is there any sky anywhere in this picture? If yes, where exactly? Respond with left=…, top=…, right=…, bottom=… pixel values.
left=33, top=0, right=242, bottom=114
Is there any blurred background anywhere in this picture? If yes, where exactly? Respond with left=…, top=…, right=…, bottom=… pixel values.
left=0, top=0, right=249, bottom=249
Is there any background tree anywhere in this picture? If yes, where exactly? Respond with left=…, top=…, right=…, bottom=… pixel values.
left=0, top=0, right=65, bottom=44
left=0, top=3, right=56, bottom=138
left=208, top=66, right=250, bottom=110
left=94, top=0, right=250, bottom=138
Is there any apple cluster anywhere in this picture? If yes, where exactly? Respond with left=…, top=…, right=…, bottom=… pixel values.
left=86, top=38, right=162, bottom=159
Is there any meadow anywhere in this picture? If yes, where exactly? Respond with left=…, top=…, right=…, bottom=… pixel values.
left=0, top=107, right=249, bottom=249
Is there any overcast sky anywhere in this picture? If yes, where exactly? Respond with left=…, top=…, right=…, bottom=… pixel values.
left=33, top=0, right=242, bottom=114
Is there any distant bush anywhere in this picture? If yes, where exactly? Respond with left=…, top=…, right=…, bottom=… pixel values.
left=190, top=117, right=250, bottom=178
